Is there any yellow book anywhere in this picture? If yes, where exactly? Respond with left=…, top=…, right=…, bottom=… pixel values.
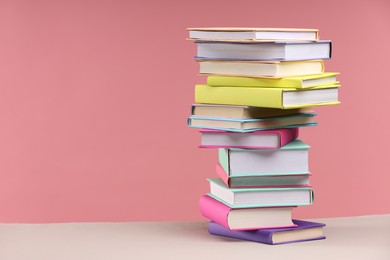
left=207, top=72, right=339, bottom=89
left=198, top=60, right=325, bottom=78
left=195, top=84, right=340, bottom=109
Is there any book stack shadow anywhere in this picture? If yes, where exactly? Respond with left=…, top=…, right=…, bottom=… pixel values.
left=187, top=28, right=340, bottom=245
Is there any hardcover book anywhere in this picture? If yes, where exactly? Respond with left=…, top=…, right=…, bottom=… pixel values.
left=207, top=72, right=339, bottom=89
left=195, top=84, right=340, bottom=109
left=199, top=195, right=296, bottom=230
left=198, top=60, right=325, bottom=78
left=188, top=27, right=320, bottom=41
left=195, top=40, right=331, bottom=61
left=208, top=220, right=326, bottom=245
left=208, top=178, right=314, bottom=208
left=188, top=113, right=317, bottom=132
left=219, top=139, right=310, bottom=176
left=199, top=128, right=298, bottom=149
left=216, top=163, right=310, bottom=188
left=191, top=104, right=309, bottom=119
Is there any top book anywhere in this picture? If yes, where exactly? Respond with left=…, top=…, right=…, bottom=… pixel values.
left=188, top=28, right=320, bottom=42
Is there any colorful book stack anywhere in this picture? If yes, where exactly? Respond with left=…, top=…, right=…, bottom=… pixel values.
left=187, top=28, right=340, bottom=245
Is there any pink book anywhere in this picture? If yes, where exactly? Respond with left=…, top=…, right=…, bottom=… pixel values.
left=199, top=195, right=296, bottom=231
left=199, top=128, right=298, bottom=149
left=216, top=163, right=311, bottom=188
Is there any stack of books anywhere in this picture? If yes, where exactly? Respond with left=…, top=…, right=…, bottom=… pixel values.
left=187, top=28, right=340, bottom=245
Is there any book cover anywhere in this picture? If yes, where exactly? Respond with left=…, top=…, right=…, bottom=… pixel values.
left=199, top=128, right=298, bottom=149
left=195, top=84, right=340, bottom=109
left=207, top=72, right=339, bottom=89
left=208, top=220, right=326, bottom=245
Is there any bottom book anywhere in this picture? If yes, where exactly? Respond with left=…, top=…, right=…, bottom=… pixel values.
left=208, top=219, right=326, bottom=245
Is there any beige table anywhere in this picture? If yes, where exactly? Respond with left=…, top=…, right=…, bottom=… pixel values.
left=0, top=214, right=389, bottom=260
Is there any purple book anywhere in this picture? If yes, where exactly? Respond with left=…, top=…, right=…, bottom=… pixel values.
left=208, top=219, right=326, bottom=245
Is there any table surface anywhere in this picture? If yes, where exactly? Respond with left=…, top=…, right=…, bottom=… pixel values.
left=0, top=214, right=389, bottom=260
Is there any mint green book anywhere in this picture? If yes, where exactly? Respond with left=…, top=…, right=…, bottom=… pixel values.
left=219, top=139, right=310, bottom=177
left=208, top=178, right=313, bottom=208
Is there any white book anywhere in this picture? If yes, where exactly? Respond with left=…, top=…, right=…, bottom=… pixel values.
left=219, top=139, right=310, bottom=176
left=196, top=41, right=331, bottom=61
left=188, top=28, right=319, bottom=41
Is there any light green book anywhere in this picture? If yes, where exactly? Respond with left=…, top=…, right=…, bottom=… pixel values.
left=219, top=139, right=310, bottom=177
left=208, top=178, right=314, bottom=208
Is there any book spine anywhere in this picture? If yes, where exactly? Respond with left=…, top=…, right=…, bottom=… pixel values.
left=218, top=149, right=230, bottom=176
left=215, top=163, right=230, bottom=187
left=279, top=128, right=299, bottom=147
left=199, top=196, right=230, bottom=229
left=320, top=60, right=325, bottom=73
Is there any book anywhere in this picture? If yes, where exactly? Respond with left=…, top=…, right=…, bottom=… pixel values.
left=192, top=104, right=309, bottom=119
left=188, top=113, right=317, bottom=132
left=216, top=163, right=310, bottom=188
left=199, top=128, right=298, bottom=149
left=198, top=60, right=325, bottom=78
left=199, top=195, right=296, bottom=230
left=208, top=178, right=313, bottom=208
left=195, top=40, right=331, bottom=61
left=208, top=220, right=326, bottom=245
left=195, top=84, right=340, bottom=109
left=219, top=139, right=310, bottom=176
left=207, top=72, right=339, bottom=89
left=188, top=28, right=319, bottom=41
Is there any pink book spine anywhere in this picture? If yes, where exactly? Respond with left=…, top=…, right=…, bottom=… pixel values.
left=215, top=163, right=230, bottom=187
left=279, top=128, right=299, bottom=147
left=199, top=195, right=230, bottom=230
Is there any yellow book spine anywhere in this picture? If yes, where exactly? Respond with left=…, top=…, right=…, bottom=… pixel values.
left=195, top=84, right=284, bottom=108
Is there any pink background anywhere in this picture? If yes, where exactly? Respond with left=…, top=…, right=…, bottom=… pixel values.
left=0, top=0, right=389, bottom=223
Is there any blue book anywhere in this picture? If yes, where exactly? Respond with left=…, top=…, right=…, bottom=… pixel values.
left=208, top=220, right=326, bottom=245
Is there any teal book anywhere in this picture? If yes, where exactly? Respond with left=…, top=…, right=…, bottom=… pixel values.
left=208, top=178, right=313, bottom=208
left=219, top=139, right=310, bottom=177
left=187, top=113, right=317, bottom=132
